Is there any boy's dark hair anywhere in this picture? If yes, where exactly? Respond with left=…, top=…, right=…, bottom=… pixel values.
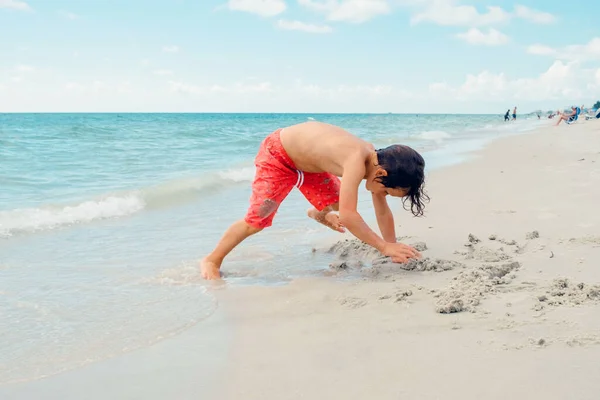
left=375, top=144, right=429, bottom=217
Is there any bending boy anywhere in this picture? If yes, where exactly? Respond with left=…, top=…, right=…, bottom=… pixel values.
left=201, top=121, right=429, bottom=280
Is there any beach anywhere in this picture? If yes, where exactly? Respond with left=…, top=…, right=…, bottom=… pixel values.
left=2, top=116, right=600, bottom=399
left=214, top=119, right=600, bottom=399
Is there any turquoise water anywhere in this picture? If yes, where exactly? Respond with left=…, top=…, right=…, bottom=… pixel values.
left=0, top=113, right=545, bottom=384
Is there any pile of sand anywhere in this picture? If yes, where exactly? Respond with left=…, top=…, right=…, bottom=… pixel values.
left=434, top=233, right=524, bottom=314
left=327, top=237, right=464, bottom=278
left=327, top=237, right=384, bottom=261
left=434, top=260, right=521, bottom=313
left=372, top=256, right=464, bottom=273
left=535, top=278, right=600, bottom=310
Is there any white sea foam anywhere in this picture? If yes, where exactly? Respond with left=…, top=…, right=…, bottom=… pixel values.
left=0, top=195, right=145, bottom=238
left=413, top=130, right=452, bottom=143
left=0, top=167, right=256, bottom=237
left=218, top=166, right=255, bottom=182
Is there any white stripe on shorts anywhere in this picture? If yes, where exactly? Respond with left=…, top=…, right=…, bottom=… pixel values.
left=295, top=170, right=304, bottom=188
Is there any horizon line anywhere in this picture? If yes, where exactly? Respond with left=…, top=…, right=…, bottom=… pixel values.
left=0, top=111, right=547, bottom=115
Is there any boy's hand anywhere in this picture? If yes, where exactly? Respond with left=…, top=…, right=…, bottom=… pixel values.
left=382, top=242, right=421, bottom=263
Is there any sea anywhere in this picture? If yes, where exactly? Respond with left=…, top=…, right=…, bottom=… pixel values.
left=0, top=113, right=545, bottom=384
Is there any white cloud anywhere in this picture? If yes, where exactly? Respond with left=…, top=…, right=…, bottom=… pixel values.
left=58, top=10, right=79, bottom=20
left=167, top=79, right=395, bottom=99
left=140, top=59, right=151, bottom=67
left=513, top=5, right=555, bottom=24
left=10, top=76, right=23, bottom=83
left=65, top=82, right=85, bottom=91
left=299, top=0, right=391, bottom=24
left=162, top=45, right=180, bottom=53
left=429, top=60, right=599, bottom=104
left=153, top=69, right=173, bottom=76
left=169, top=80, right=275, bottom=95
left=564, top=37, right=600, bottom=61
left=276, top=19, right=333, bottom=33
left=294, top=80, right=395, bottom=97
left=227, top=0, right=286, bottom=17
left=0, top=0, right=31, bottom=11
left=64, top=80, right=132, bottom=95
left=338, top=84, right=393, bottom=95
left=408, top=1, right=556, bottom=28
left=456, top=28, right=508, bottom=46
left=117, top=81, right=133, bottom=94
left=527, top=44, right=556, bottom=56
left=14, top=64, right=35, bottom=72
left=527, top=37, right=600, bottom=62
left=410, top=1, right=509, bottom=27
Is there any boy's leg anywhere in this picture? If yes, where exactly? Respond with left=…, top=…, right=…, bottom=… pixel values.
left=201, top=166, right=295, bottom=279
left=299, top=173, right=344, bottom=232
left=201, top=220, right=262, bottom=279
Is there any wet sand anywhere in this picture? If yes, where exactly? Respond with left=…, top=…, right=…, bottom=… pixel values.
left=0, top=312, right=231, bottom=400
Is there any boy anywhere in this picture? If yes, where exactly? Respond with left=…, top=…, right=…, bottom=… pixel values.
left=201, top=121, right=429, bottom=280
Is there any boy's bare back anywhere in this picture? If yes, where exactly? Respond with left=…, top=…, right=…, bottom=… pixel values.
left=280, top=121, right=373, bottom=176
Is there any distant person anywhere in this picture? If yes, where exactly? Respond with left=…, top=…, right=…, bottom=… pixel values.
left=555, top=106, right=579, bottom=126
left=512, top=106, right=517, bottom=121
left=200, top=121, right=428, bottom=280
left=504, top=109, right=510, bottom=121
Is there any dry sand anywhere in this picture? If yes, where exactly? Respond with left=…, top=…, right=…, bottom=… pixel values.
left=216, top=119, right=600, bottom=399
left=2, top=119, right=600, bottom=400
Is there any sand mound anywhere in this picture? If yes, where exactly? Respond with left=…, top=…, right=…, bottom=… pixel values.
left=328, top=238, right=382, bottom=260
left=378, top=289, right=413, bottom=302
left=438, top=233, right=523, bottom=313
left=372, top=257, right=464, bottom=273
left=329, top=260, right=364, bottom=270
left=468, top=234, right=480, bottom=244
left=435, top=261, right=521, bottom=313
left=535, top=278, right=600, bottom=310
left=327, top=237, right=462, bottom=279
left=464, top=245, right=511, bottom=262
left=327, top=237, right=425, bottom=262
left=566, top=236, right=600, bottom=246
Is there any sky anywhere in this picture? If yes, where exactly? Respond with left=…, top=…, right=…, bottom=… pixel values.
left=0, top=0, right=599, bottom=113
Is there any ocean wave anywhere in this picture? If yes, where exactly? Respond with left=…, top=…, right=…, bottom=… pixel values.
left=0, top=167, right=255, bottom=238
left=0, top=196, right=145, bottom=238
left=412, top=130, right=452, bottom=143
left=218, top=166, right=255, bottom=182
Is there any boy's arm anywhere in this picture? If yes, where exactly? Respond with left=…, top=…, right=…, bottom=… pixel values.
left=338, top=154, right=387, bottom=253
left=372, top=192, right=396, bottom=243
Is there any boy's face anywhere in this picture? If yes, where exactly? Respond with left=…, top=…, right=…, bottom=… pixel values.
left=365, top=166, right=410, bottom=198
left=365, top=177, right=409, bottom=198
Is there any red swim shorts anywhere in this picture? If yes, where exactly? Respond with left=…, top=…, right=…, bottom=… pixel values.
left=244, top=128, right=341, bottom=229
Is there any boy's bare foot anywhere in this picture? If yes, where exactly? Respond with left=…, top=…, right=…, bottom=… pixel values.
left=307, top=208, right=346, bottom=233
left=200, top=257, right=222, bottom=280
